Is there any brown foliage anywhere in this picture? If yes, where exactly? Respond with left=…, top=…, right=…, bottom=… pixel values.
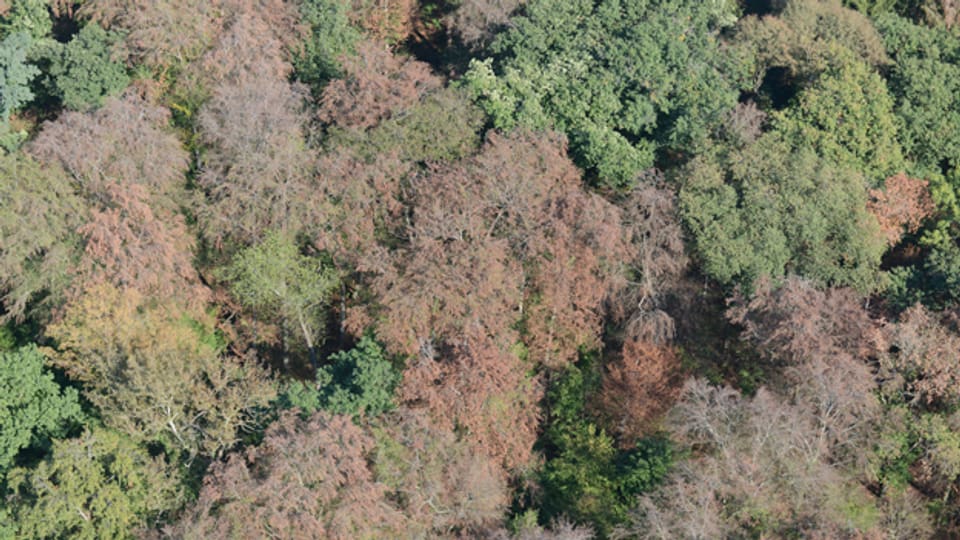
left=372, top=409, right=510, bottom=536
left=318, top=41, right=442, bottom=130
left=172, top=411, right=404, bottom=539
left=724, top=100, right=767, bottom=146
left=727, top=275, right=884, bottom=366
left=621, top=379, right=893, bottom=539
left=923, top=0, right=960, bottom=28
left=349, top=0, right=416, bottom=44
left=80, top=0, right=303, bottom=69
left=197, top=70, right=318, bottom=247
left=314, top=146, right=411, bottom=271
left=868, top=173, right=935, bottom=246
left=443, top=0, right=525, bottom=50
left=596, top=339, right=683, bottom=443
left=886, top=304, right=960, bottom=407
left=76, top=182, right=201, bottom=306
left=176, top=9, right=293, bottom=100
left=27, top=91, right=207, bottom=305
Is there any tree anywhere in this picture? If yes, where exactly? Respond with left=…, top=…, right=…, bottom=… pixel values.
left=280, top=335, right=399, bottom=417
left=0, top=152, right=84, bottom=322
left=462, top=0, right=746, bottom=188
left=679, top=134, right=888, bottom=292
left=318, top=40, right=442, bottom=131
left=443, top=0, right=526, bottom=51
left=197, top=69, right=318, bottom=248
left=0, top=345, right=82, bottom=475
left=46, top=284, right=277, bottom=458
left=371, top=409, right=511, bottom=537
left=171, top=411, right=405, bottom=539
left=539, top=362, right=673, bottom=536
left=347, top=0, right=415, bottom=44
left=0, top=0, right=51, bottom=40
left=44, top=23, right=129, bottom=111
left=219, top=231, right=339, bottom=366
left=5, top=428, right=183, bottom=539
left=772, top=57, right=905, bottom=183
left=595, top=339, right=683, bottom=443
left=621, top=379, right=895, bottom=539
left=885, top=304, right=960, bottom=407
left=875, top=13, right=960, bottom=173
left=292, top=0, right=360, bottom=95
left=868, top=173, right=935, bottom=245
left=0, top=31, right=38, bottom=136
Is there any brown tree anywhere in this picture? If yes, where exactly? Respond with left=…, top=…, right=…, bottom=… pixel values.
left=27, top=89, right=207, bottom=306
left=726, top=275, right=884, bottom=366
left=348, top=0, right=416, bottom=44
left=197, top=69, right=319, bottom=248
left=318, top=40, right=442, bottom=131
left=172, top=411, right=405, bottom=539
left=372, top=409, right=510, bottom=537
left=868, top=173, right=935, bottom=246
left=595, top=339, right=683, bottom=443
left=619, top=378, right=903, bottom=539
left=443, top=0, right=526, bottom=51
left=885, top=304, right=960, bottom=407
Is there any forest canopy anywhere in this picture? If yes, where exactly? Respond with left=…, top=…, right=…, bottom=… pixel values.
left=1, top=0, right=960, bottom=538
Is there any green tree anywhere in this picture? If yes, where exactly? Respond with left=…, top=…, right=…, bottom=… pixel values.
left=5, top=428, right=182, bottom=540
left=462, top=0, right=748, bottom=189
left=220, top=231, right=339, bottom=366
left=44, top=23, right=128, bottom=111
left=773, top=58, right=905, bottom=183
left=0, top=0, right=51, bottom=40
left=680, top=134, right=888, bottom=293
left=293, top=0, right=360, bottom=96
left=281, top=336, right=399, bottom=417
left=0, top=345, right=82, bottom=475
left=0, top=31, right=39, bottom=148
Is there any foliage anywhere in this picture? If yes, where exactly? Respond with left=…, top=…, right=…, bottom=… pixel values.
left=219, top=231, right=339, bottom=362
left=772, top=58, right=905, bottom=183
left=679, top=134, right=888, bottom=292
left=0, top=0, right=51, bottom=40
left=293, top=0, right=360, bottom=95
left=280, top=336, right=399, bottom=417
left=44, top=23, right=128, bottom=111
left=0, top=152, right=83, bottom=322
left=0, top=31, right=38, bottom=133
left=171, top=411, right=405, bottom=539
left=0, top=345, right=82, bottom=474
left=46, top=284, right=277, bottom=458
left=463, top=0, right=747, bottom=189
left=539, top=361, right=673, bottom=536
left=5, top=428, right=183, bottom=539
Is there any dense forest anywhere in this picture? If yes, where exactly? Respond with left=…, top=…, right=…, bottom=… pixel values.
left=3, top=0, right=960, bottom=537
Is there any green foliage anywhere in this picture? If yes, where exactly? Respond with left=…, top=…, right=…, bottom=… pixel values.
left=876, top=14, right=960, bottom=174
left=0, top=31, right=39, bottom=148
left=773, top=58, right=905, bottom=183
left=0, top=345, right=82, bottom=475
left=44, top=23, right=128, bottom=111
left=0, top=0, right=51, bottom=40
left=220, top=231, right=339, bottom=357
left=539, top=361, right=672, bottom=536
left=294, top=0, right=361, bottom=96
left=462, top=0, right=747, bottom=189
left=280, top=336, right=399, bottom=417
left=5, top=428, right=182, bottom=539
left=679, top=134, right=888, bottom=293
